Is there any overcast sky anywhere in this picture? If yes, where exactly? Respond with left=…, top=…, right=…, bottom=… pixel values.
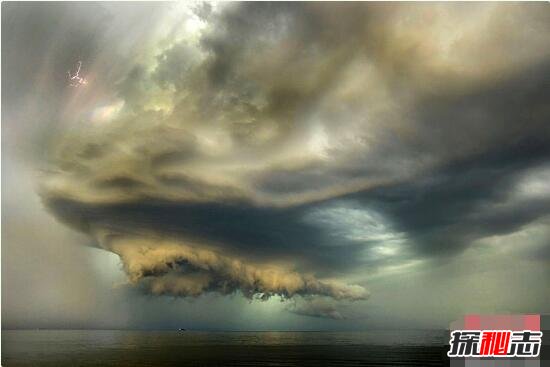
left=2, top=2, right=550, bottom=330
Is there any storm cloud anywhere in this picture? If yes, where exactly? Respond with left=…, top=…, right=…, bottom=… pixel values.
left=6, top=2, right=550, bottom=320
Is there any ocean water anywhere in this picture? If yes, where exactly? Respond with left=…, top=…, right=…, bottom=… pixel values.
left=2, top=329, right=448, bottom=366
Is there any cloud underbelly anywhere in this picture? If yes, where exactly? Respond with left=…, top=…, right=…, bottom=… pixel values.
left=42, top=196, right=368, bottom=304
left=104, top=235, right=368, bottom=300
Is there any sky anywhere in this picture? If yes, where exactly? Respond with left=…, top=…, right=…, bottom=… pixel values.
left=2, top=1, right=550, bottom=330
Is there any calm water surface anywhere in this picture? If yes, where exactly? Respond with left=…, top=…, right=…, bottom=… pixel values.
left=2, top=329, right=448, bottom=366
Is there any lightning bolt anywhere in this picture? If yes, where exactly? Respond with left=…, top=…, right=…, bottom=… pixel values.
left=67, top=61, right=88, bottom=87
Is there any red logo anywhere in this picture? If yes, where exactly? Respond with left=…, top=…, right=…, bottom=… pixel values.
left=448, top=330, right=542, bottom=358
left=448, top=314, right=543, bottom=358
left=480, top=330, right=510, bottom=356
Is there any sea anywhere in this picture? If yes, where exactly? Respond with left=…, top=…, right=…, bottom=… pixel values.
left=1, top=329, right=448, bottom=366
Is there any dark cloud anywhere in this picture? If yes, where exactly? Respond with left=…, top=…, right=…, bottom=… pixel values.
left=348, top=136, right=550, bottom=258
left=44, top=197, right=367, bottom=271
left=5, top=2, right=550, bottom=322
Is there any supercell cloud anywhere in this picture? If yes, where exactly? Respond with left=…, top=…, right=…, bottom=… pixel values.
left=32, top=2, right=550, bottom=318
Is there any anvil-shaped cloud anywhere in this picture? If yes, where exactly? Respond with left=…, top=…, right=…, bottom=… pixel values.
left=38, top=3, right=550, bottom=318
